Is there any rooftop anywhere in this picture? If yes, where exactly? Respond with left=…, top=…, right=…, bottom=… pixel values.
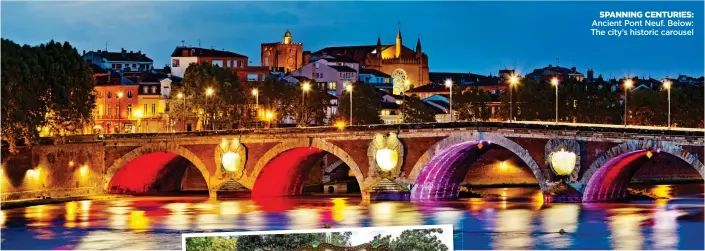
left=359, top=68, right=391, bottom=78
left=87, top=49, right=153, bottom=63
left=171, top=46, right=247, bottom=58
left=329, top=65, right=357, bottom=73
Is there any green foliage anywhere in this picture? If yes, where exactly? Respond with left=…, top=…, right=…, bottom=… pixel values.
left=235, top=232, right=351, bottom=250
left=169, top=62, right=245, bottom=130
left=404, top=95, right=436, bottom=123
left=455, top=87, right=493, bottom=121
left=338, top=83, right=383, bottom=125
left=185, top=236, right=237, bottom=251
left=1, top=39, right=96, bottom=153
left=373, top=229, right=449, bottom=251
left=251, top=77, right=329, bottom=126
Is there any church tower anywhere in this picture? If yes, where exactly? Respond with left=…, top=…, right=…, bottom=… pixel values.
left=415, top=37, right=422, bottom=58
left=283, top=29, right=292, bottom=44
left=395, top=27, right=402, bottom=58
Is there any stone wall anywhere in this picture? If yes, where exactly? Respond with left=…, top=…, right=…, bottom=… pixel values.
left=464, top=148, right=539, bottom=186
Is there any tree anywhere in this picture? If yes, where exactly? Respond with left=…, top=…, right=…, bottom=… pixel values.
left=338, top=83, right=382, bottom=125
left=236, top=232, right=352, bottom=250
left=372, top=229, right=449, bottom=251
left=455, top=87, right=493, bottom=121
left=185, top=236, right=237, bottom=251
left=169, top=62, right=245, bottom=130
left=404, top=95, right=435, bottom=123
left=1, top=39, right=96, bottom=153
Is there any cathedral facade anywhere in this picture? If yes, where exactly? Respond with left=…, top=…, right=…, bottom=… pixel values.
left=261, top=30, right=304, bottom=73
left=311, top=28, right=430, bottom=94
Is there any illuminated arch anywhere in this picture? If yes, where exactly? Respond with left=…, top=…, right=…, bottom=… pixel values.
left=579, top=140, right=704, bottom=202
left=104, top=142, right=211, bottom=190
left=408, top=131, right=547, bottom=200
left=249, top=138, right=366, bottom=197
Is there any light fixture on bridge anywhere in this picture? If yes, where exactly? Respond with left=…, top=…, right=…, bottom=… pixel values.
left=646, top=151, right=653, bottom=159
left=68, top=161, right=75, bottom=167
left=79, top=165, right=88, bottom=177
left=219, top=138, right=243, bottom=173
left=27, top=168, right=41, bottom=180
left=499, top=161, right=508, bottom=171
left=375, top=148, right=399, bottom=172
left=550, top=148, right=577, bottom=176
left=334, top=121, right=346, bottom=130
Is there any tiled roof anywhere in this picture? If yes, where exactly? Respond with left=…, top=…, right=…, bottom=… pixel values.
left=313, top=45, right=393, bottom=56
left=407, top=84, right=448, bottom=93
left=329, top=65, right=357, bottom=73
left=359, top=68, right=391, bottom=78
left=323, top=55, right=360, bottom=64
left=89, top=50, right=153, bottom=62
left=429, top=72, right=488, bottom=85
left=171, top=46, right=247, bottom=58
left=94, top=73, right=136, bottom=86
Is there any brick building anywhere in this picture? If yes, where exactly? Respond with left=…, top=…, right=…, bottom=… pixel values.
left=170, top=46, right=268, bottom=83
left=261, top=29, right=304, bottom=73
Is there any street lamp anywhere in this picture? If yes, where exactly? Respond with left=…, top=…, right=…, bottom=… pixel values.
left=402, top=80, right=410, bottom=123
left=623, top=78, right=633, bottom=127
left=206, top=87, right=214, bottom=130
left=117, top=91, right=124, bottom=133
left=663, top=79, right=672, bottom=128
left=346, top=84, right=353, bottom=125
left=134, top=109, right=144, bottom=133
left=551, top=77, right=559, bottom=124
left=301, top=82, right=311, bottom=126
left=251, top=88, right=259, bottom=123
left=445, top=79, right=453, bottom=122
left=508, top=75, right=520, bottom=122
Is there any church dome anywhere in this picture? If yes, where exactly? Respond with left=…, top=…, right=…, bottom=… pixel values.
left=284, top=29, right=292, bottom=38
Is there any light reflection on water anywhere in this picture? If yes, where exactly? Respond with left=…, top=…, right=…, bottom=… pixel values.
left=0, top=184, right=703, bottom=250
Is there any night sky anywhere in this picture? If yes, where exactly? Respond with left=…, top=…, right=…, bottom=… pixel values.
left=2, top=1, right=703, bottom=78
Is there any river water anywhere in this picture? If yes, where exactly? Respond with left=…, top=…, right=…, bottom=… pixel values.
left=1, top=184, right=703, bottom=250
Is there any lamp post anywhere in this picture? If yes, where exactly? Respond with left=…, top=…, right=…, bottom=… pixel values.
left=117, top=91, right=123, bottom=133
left=176, top=92, right=184, bottom=132
left=508, top=75, right=519, bottom=122
left=402, top=80, right=409, bottom=123
left=252, top=88, right=259, bottom=125
left=346, top=84, right=353, bottom=125
left=206, top=87, right=214, bottom=130
left=663, top=79, right=672, bottom=128
left=445, top=79, right=453, bottom=122
left=551, top=77, right=559, bottom=124
left=623, top=78, right=633, bottom=127
left=301, top=82, right=311, bottom=126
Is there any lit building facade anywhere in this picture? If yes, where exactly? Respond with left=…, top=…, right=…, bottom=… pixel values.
left=92, top=73, right=140, bottom=134
left=261, top=30, right=304, bottom=73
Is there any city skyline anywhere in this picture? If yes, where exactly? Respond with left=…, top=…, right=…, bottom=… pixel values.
left=2, top=1, right=703, bottom=79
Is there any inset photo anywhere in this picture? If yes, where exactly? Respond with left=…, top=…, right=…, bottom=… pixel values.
left=182, top=225, right=453, bottom=251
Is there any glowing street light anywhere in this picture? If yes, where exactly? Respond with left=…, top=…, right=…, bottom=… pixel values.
left=346, top=84, right=353, bottom=125
left=663, top=79, right=672, bottom=128
left=117, top=91, right=124, bottom=133
left=301, top=82, right=311, bottom=126
left=508, top=75, right=520, bottom=122
left=176, top=92, right=184, bottom=99
left=251, top=88, right=259, bottom=123
left=79, top=165, right=88, bottom=177
left=335, top=121, right=346, bottom=130
left=551, top=77, right=559, bottom=124
left=445, top=79, right=453, bottom=122
left=623, top=78, right=633, bottom=127
left=205, top=88, right=214, bottom=130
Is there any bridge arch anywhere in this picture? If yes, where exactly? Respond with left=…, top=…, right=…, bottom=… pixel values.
left=408, top=131, right=547, bottom=200
left=104, top=142, right=211, bottom=192
left=579, top=140, right=704, bottom=202
left=249, top=138, right=366, bottom=198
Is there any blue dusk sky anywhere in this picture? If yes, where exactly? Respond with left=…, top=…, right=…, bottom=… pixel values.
left=2, top=1, right=703, bottom=78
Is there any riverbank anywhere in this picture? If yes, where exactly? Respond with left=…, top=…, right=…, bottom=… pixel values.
left=1, top=194, right=128, bottom=210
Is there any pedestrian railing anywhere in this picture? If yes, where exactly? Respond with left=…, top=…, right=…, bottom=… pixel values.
left=1, top=187, right=98, bottom=202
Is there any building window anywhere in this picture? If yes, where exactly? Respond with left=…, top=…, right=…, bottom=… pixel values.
left=172, top=59, right=180, bottom=67
left=116, top=64, right=122, bottom=69
left=127, top=104, right=132, bottom=115
left=143, top=86, right=148, bottom=93
left=107, top=104, right=111, bottom=116
left=151, top=86, right=157, bottom=94
left=315, top=63, right=320, bottom=69
left=144, top=104, right=147, bottom=114
left=328, top=82, right=337, bottom=90
left=107, top=92, right=112, bottom=99
left=152, top=103, right=156, bottom=114
left=127, top=91, right=133, bottom=98
left=132, top=64, right=137, bottom=69
left=264, top=57, right=269, bottom=66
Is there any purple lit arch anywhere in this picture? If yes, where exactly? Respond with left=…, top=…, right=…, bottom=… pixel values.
left=577, top=140, right=704, bottom=202
left=408, top=132, right=547, bottom=201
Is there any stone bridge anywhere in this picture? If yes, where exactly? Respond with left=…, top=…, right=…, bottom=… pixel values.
left=1, top=122, right=703, bottom=202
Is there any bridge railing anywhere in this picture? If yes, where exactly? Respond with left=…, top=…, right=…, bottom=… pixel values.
left=37, top=120, right=704, bottom=144
left=1, top=187, right=98, bottom=202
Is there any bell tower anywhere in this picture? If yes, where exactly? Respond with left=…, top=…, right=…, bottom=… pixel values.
left=283, top=29, right=292, bottom=44
left=395, top=22, right=402, bottom=58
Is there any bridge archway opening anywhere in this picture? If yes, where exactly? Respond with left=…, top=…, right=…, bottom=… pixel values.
left=251, top=141, right=364, bottom=198
left=106, top=146, right=209, bottom=195
left=409, top=133, right=546, bottom=201
left=582, top=147, right=704, bottom=202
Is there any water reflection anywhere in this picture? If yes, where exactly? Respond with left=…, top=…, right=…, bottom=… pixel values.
left=1, top=183, right=703, bottom=250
